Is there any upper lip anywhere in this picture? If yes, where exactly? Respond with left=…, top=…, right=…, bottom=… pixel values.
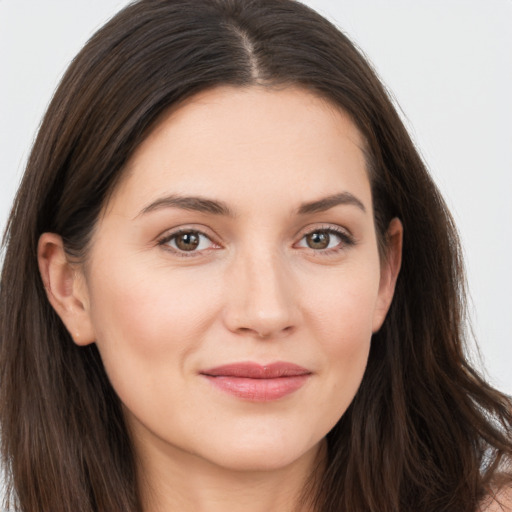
left=200, top=362, right=311, bottom=379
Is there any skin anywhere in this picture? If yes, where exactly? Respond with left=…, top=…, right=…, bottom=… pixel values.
left=39, top=86, right=403, bottom=512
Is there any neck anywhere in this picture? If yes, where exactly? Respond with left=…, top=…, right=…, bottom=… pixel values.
left=135, top=435, right=326, bottom=512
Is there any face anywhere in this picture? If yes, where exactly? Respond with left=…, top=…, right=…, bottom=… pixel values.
left=43, top=86, right=401, bottom=474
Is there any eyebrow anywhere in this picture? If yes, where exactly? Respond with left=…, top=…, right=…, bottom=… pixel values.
left=297, top=192, right=366, bottom=215
left=137, top=191, right=366, bottom=218
left=138, top=195, right=234, bottom=218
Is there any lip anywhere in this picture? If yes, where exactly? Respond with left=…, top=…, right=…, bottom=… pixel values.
left=200, top=362, right=312, bottom=401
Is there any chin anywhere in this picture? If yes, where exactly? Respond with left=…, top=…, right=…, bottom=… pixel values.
left=199, top=435, right=323, bottom=473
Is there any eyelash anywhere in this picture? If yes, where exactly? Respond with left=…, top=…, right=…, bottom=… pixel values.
left=157, top=226, right=355, bottom=258
left=297, top=226, right=356, bottom=255
left=158, top=228, right=218, bottom=258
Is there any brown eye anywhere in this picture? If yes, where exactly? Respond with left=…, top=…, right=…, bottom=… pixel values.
left=296, top=228, right=353, bottom=252
left=160, top=229, right=218, bottom=256
left=174, top=232, right=200, bottom=251
left=305, top=231, right=331, bottom=250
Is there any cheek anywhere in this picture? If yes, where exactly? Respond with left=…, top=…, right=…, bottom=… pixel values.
left=302, top=264, right=379, bottom=408
left=304, top=261, right=380, bottom=347
left=85, top=255, right=222, bottom=389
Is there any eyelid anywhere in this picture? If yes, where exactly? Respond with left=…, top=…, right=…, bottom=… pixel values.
left=157, top=225, right=222, bottom=257
left=294, top=224, right=356, bottom=252
left=155, top=223, right=355, bottom=258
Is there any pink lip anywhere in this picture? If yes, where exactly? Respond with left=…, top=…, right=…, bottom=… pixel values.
left=200, top=362, right=311, bottom=401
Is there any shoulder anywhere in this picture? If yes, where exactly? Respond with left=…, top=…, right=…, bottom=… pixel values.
left=480, top=488, right=512, bottom=512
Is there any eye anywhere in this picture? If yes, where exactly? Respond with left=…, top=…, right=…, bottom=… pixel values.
left=296, top=228, right=353, bottom=251
left=160, top=230, right=217, bottom=254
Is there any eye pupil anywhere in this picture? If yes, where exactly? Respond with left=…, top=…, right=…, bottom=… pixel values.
left=175, top=232, right=200, bottom=251
left=306, top=231, right=330, bottom=249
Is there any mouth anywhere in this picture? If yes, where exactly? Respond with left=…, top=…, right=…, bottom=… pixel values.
left=200, top=362, right=312, bottom=401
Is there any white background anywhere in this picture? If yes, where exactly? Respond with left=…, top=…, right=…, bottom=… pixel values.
left=1, top=1, right=511, bottom=393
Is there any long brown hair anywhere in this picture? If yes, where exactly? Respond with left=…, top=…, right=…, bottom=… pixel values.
left=1, top=1, right=511, bottom=511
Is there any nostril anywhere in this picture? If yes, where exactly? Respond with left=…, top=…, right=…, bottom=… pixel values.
left=281, top=325, right=295, bottom=336
left=234, top=325, right=295, bottom=339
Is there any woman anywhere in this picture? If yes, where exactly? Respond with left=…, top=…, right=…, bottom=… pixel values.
left=1, top=1, right=511, bottom=511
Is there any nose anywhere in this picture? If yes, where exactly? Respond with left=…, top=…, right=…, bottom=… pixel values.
left=222, top=247, right=300, bottom=339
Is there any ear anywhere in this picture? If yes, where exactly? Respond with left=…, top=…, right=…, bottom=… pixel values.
left=37, top=233, right=95, bottom=346
left=372, top=217, right=403, bottom=333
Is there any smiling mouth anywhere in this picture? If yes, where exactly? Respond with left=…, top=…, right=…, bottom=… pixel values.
left=200, top=362, right=312, bottom=401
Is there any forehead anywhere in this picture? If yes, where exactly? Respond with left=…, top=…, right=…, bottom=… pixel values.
left=107, top=85, right=371, bottom=216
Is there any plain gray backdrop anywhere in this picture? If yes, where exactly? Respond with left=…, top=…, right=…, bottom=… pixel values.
left=1, top=1, right=511, bottom=394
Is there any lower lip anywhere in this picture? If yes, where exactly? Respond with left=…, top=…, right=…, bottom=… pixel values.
left=203, top=375, right=310, bottom=401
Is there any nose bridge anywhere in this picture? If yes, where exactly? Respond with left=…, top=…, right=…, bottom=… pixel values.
left=224, top=241, right=298, bottom=338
